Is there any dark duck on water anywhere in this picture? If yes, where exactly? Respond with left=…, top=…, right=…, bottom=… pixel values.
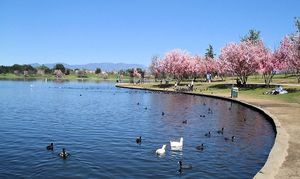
left=136, top=136, right=142, bottom=144
left=46, top=143, right=54, bottom=150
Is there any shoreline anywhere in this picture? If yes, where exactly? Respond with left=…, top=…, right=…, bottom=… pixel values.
left=0, top=77, right=120, bottom=82
left=115, top=83, right=296, bottom=179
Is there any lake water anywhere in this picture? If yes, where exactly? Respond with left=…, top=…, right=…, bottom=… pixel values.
left=0, top=80, right=275, bottom=178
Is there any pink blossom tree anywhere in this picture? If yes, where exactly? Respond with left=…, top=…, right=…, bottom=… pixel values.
left=161, top=49, right=191, bottom=84
left=277, top=36, right=300, bottom=83
left=219, top=40, right=261, bottom=86
left=203, top=57, right=217, bottom=76
left=133, top=68, right=141, bottom=78
left=256, top=45, right=281, bottom=87
left=188, top=55, right=206, bottom=80
left=149, top=56, right=163, bottom=82
left=289, top=36, right=300, bottom=83
left=216, top=58, right=227, bottom=81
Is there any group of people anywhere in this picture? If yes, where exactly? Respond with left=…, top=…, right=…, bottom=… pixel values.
left=174, top=80, right=194, bottom=91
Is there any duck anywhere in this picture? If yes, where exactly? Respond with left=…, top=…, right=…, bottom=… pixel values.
left=59, top=148, right=69, bottom=159
left=162, top=112, right=165, bottom=116
left=196, top=143, right=204, bottom=151
left=46, top=143, right=54, bottom=150
left=217, top=128, right=224, bottom=134
left=178, top=161, right=192, bottom=170
left=170, top=137, right=183, bottom=151
left=144, top=107, right=147, bottom=110
left=137, top=102, right=140, bottom=105
left=156, top=144, right=167, bottom=155
left=224, top=136, right=235, bottom=141
left=136, top=136, right=142, bottom=144
left=204, top=131, right=211, bottom=137
left=182, top=120, right=187, bottom=124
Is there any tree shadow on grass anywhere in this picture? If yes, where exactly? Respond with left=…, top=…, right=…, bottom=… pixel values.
left=209, top=84, right=300, bottom=93
left=209, top=84, right=276, bottom=90
left=153, top=84, right=174, bottom=88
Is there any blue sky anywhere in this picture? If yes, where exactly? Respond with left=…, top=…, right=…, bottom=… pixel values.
left=0, top=0, right=299, bottom=66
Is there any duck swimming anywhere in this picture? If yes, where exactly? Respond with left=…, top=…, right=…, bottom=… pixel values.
left=162, top=112, right=165, bottom=116
left=196, top=143, right=204, bottom=151
left=182, top=120, right=187, bottom=124
left=156, top=144, right=167, bottom=155
left=59, top=148, right=69, bottom=159
left=46, top=143, right=54, bottom=150
left=178, top=161, right=192, bottom=171
left=204, top=131, right=211, bottom=137
left=136, top=136, right=142, bottom=144
left=170, top=137, right=183, bottom=151
left=217, top=128, right=224, bottom=134
left=224, top=136, right=235, bottom=141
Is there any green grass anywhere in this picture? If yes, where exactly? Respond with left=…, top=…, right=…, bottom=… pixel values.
left=133, top=79, right=300, bottom=104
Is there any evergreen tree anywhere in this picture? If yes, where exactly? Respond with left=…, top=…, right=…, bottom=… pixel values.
left=205, top=44, right=215, bottom=59
left=241, top=29, right=261, bottom=43
left=54, top=63, right=66, bottom=73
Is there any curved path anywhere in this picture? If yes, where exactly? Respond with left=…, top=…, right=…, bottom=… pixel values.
left=116, top=83, right=300, bottom=179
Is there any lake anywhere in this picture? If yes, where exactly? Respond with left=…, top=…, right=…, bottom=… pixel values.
left=0, top=80, right=275, bottom=178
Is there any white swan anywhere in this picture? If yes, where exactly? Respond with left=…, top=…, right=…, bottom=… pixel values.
left=156, top=144, right=167, bottom=155
left=170, top=137, right=183, bottom=151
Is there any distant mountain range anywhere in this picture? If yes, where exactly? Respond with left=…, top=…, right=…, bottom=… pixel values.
left=30, top=63, right=146, bottom=71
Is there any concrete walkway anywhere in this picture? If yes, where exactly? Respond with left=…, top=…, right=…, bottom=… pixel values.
left=116, top=83, right=300, bottom=179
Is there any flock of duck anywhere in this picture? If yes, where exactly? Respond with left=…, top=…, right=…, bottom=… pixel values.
left=135, top=125, right=235, bottom=173
left=135, top=101, right=240, bottom=173
left=45, top=94, right=241, bottom=174
left=46, top=143, right=70, bottom=159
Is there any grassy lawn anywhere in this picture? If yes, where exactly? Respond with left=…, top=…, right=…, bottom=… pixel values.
left=125, top=74, right=300, bottom=104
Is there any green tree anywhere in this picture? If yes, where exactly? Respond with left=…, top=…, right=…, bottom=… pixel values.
left=38, top=65, right=51, bottom=74
left=295, top=17, right=300, bottom=32
left=127, top=68, right=134, bottom=83
left=95, top=68, right=102, bottom=74
left=65, top=69, right=70, bottom=75
left=0, top=66, right=10, bottom=74
left=205, top=44, right=215, bottom=59
left=11, top=64, right=23, bottom=72
left=241, top=29, right=261, bottom=43
left=23, top=65, right=37, bottom=74
left=54, top=63, right=66, bottom=73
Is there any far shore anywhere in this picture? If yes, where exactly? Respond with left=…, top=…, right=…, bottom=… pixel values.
left=116, top=82, right=300, bottom=179
left=0, top=73, right=122, bottom=82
